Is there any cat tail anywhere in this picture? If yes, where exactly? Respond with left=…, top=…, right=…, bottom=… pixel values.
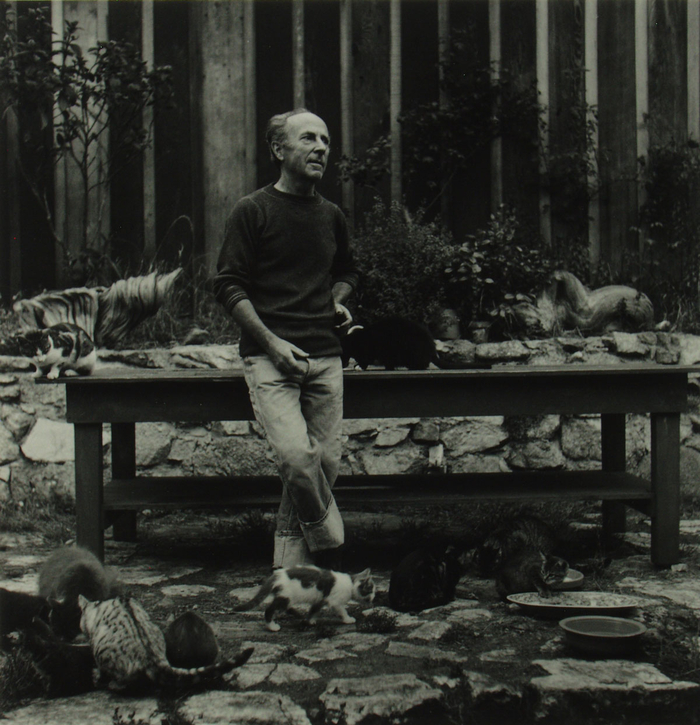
left=231, top=578, right=274, bottom=612
left=158, top=646, right=254, bottom=687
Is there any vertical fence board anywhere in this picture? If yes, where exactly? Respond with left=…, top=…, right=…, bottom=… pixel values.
left=107, top=0, right=144, bottom=273
left=501, top=0, right=539, bottom=231
left=340, top=0, right=354, bottom=222
left=390, top=0, right=402, bottom=206
left=401, top=0, right=438, bottom=213
left=141, top=0, right=155, bottom=261
left=688, top=0, right=700, bottom=141
left=61, top=1, right=109, bottom=266
left=585, top=0, right=600, bottom=269
left=536, top=0, right=550, bottom=245
left=51, top=0, right=65, bottom=285
left=195, top=1, right=248, bottom=274
left=351, top=0, right=390, bottom=220
left=489, top=0, right=503, bottom=213
left=649, top=0, right=688, bottom=146
left=15, top=1, right=55, bottom=294
left=292, top=0, right=304, bottom=108
left=244, top=1, right=256, bottom=194
left=304, top=0, right=341, bottom=207
left=1, top=2, right=20, bottom=301
left=153, top=1, right=194, bottom=267
left=255, top=0, right=293, bottom=191
left=598, top=0, right=638, bottom=270
left=549, top=0, right=588, bottom=252
left=447, top=0, right=490, bottom=240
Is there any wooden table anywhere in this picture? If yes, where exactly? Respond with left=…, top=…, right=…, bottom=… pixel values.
left=51, top=364, right=693, bottom=565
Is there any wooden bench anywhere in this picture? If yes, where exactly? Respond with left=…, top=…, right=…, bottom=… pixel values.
left=50, top=364, right=694, bottom=566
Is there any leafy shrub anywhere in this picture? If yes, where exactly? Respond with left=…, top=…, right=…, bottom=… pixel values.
left=445, top=206, right=554, bottom=331
left=353, top=200, right=455, bottom=328
left=635, top=139, right=700, bottom=329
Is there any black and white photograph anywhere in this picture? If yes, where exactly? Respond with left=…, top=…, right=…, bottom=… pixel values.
left=1, top=1, right=700, bottom=723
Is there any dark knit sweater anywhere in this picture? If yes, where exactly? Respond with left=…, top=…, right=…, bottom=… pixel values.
left=212, top=185, right=360, bottom=358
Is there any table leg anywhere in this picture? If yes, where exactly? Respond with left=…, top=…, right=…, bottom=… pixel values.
left=74, top=423, right=104, bottom=561
left=650, top=412, right=681, bottom=567
left=111, top=423, right=137, bottom=542
left=601, top=413, right=627, bottom=537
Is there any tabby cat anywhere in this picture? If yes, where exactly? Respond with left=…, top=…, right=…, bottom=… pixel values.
left=473, top=513, right=558, bottom=577
left=389, top=545, right=466, bottom=613
left=38, top=544, right=123, bottom=640
left=17, top=322, right=97, bottom=379
left=233, top=566, right=376, bottom=632
left=164, top=611, right=219, bottom=669
left=494, top=550, right=569, bottom=601
left=79, top=595, right=253, bottom=691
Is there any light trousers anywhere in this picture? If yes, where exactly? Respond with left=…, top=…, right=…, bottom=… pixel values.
left=243, top=355, right=345, bottom=566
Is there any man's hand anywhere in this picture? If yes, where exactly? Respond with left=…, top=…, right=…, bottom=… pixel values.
left=267, top=336, right=310, bottom=376
left=334, top=302, right=353, bottom=332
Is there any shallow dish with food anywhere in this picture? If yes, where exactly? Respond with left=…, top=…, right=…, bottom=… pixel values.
left=506, top=591, right=641, bottom=619
left=559, top=615, right=647, bottom=656
left=551, top=568, right=584, bottom=591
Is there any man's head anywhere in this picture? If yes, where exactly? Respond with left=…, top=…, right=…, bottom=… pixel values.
left=266, top=109, right=330, bottom=188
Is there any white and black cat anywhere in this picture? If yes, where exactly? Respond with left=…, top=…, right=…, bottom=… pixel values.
left=341, top=317, right=437, bottom=370
left=16, top=322, right=97, bottom=379
left=164, top=611, right=219, bottom=669
left=233, top=566, right=376, bottom=631
left=38, top=544, right=123, bottom=640
left=79, top=595, right=253, bottom=691
left=389, top=544, right=466, bottom=613
left=494, top=550, right=569, bottom=601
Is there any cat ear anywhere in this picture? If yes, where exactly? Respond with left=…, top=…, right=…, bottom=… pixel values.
left=77, top=594, right=89, bottom=609
left=356, top=568, right=371, bottom=578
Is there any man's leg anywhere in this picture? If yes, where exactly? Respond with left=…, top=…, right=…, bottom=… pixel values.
left=243, top=356, right=344, bottom=567
left=300, top=356, right=345, bottom=568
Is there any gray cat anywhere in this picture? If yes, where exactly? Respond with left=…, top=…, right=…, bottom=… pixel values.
left=38, top=544, right=123, bottom=640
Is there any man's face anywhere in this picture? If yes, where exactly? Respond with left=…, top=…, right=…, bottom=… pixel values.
left=275, top=113, right=330, bottom=183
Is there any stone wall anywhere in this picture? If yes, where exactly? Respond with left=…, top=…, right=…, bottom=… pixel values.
left=3, top=331, right=700, bottom=506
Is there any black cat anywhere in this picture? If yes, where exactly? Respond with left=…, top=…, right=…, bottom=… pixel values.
left=389, top=544, right=465, bottom=613
left=165, top=611, right=220, bottom=669
left=341, top=317, right=437, bottom=370
left=0, top=588, right=50, bottom=640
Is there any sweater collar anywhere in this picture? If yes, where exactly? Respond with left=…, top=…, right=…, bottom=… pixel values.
left=264, top=184, right=322, bottom=205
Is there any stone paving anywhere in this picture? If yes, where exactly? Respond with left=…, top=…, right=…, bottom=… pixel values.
left=2, top=512, right=700, bottom=725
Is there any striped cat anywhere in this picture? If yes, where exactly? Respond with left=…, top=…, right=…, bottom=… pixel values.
left=16, top=322, right=97, bottom=379
left=78, top=595, right=253, bottom=691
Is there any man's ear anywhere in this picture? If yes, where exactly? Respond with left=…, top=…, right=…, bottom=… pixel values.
left=271, top=141, right=285, bottom=163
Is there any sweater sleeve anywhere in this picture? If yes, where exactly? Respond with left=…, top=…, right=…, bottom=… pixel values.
left=331, top=208, right=361, bottom=291
left=211, top=198, right=260, bottom=315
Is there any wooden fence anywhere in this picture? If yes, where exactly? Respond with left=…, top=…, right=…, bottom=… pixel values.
left=1, top=0, right=698, bottom=303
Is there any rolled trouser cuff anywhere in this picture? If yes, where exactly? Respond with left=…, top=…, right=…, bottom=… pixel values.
left=300, top=497, right=345, bottom=553
left=273, top=533, right=314, bottom=568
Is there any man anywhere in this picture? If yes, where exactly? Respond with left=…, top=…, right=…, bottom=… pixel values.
left=212, top=109, right=359, bottom=569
